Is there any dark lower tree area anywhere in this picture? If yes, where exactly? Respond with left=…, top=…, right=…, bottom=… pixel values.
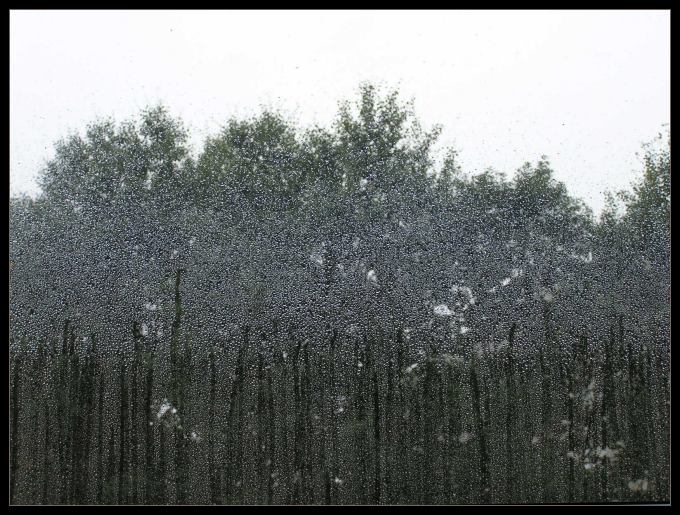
left=9, top=84, right=670, bottom=504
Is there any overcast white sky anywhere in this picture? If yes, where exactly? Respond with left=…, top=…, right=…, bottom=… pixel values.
left=10, top=10, right=670, bottom=214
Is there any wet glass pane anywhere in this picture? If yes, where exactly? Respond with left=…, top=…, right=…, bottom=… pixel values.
left=10, top=10, right=670, bottom=505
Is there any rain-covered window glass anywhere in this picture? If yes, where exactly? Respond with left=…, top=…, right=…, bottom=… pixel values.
left=10, top=10, right=670, bottom=505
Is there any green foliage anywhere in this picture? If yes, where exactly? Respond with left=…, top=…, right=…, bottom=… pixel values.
left=624, top=131, right=671, bottom=249
left=196, top=110, right=302, bottom=209
left=37, top=105, right=190, bottom=211
left=9, top=83, right=670, bottom=505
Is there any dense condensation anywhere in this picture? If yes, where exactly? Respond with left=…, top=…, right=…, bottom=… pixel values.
left=9, top=85, right=670, bottom=504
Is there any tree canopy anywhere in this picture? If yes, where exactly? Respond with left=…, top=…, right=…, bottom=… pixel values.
left=9, top=83, right=670, bottom=506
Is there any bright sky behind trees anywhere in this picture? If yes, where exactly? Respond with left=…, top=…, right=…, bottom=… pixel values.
left=10, top=9, right=670, bottom=214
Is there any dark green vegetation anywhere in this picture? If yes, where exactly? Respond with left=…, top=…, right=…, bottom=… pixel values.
left=9, top=84, right=670, bottom=504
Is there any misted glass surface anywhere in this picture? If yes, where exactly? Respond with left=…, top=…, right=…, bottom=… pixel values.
left=9, top=10, right=670, bottom=505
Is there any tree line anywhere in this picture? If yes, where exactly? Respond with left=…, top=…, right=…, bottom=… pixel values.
left=9, top=84, right=670, bottom=504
